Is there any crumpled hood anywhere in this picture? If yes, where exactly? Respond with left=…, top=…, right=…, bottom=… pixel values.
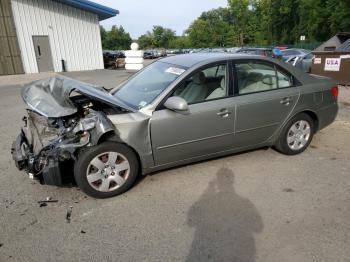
left=21, top=76, right=135, bottom=118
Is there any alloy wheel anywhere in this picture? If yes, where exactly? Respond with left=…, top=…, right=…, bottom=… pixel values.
left=86, top=152, right=130, bottom=192
left=287, top=120, right=311, bottom=151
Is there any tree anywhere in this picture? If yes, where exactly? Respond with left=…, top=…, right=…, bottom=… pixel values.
left=328, top=0, right=350, bottom=35
left=169, top=36, right=192, bottom=48
left=102, top=2, right=348, bottom=50
left=186, top=19, right=212, bottom=48
left=100, top=25, right=132, bottom=50
left=185, top=7, right=240, bottom=48
left=153, top=26, right=176, bottom=48
left=228, top=0, right=250, bottom=45
left=138, top=26, right=176, bottom=49
left=138, top=32, right=156, bottom=49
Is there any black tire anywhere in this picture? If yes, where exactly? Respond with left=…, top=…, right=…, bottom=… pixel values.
left=275, top=113, right=315, bottom=155
left=74, top=142, right=139, bottom=198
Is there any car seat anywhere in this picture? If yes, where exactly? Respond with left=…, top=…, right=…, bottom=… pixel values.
left=178, top=72, right=208, bottom=103
left=206, top=77, right=226, bottom=100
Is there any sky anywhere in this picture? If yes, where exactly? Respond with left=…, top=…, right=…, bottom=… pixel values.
left=95, top=0, right=228, bottom=39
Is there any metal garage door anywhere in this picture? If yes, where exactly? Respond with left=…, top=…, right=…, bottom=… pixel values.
left=0, top=0, right=24, bottom=75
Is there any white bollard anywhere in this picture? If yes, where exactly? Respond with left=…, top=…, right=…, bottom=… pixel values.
left=125, top=43, right=144, bottom=71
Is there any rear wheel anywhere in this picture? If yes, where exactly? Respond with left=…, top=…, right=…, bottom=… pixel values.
left=275, top=113, right=314, bottom=155
left=74, top=142, right=139, bottom=198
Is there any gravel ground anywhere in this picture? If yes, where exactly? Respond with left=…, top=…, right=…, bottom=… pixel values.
left=0, top=71, right=349, bottom=262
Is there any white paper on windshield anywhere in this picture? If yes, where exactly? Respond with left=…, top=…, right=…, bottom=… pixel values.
left=139, top=101, right=148, bottom=108
left=165, top=67, right=185, bottom=76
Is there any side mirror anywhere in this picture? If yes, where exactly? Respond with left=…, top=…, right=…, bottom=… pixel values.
left=164, top=96, right=189, bottom=112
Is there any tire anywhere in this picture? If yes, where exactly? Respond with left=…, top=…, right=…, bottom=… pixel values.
left=275, top=113, right=315, bottom=155
left=74, top=142, right=139, bottom=198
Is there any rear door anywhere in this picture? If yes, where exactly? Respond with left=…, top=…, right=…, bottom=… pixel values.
left=232, top=59, right=300, bottom=147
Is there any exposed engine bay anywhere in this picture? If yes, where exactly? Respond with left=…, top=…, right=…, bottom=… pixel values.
left=11, top=77, right=131, bottom=185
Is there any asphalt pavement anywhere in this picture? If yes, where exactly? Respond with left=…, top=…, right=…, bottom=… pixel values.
left=0, top=70, right=349, bottom=262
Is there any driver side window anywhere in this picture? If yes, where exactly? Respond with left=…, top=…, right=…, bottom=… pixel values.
left=172, top=64, right=228, bottom=104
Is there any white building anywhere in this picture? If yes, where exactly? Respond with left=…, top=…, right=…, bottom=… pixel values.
left=0, top=0, right=117, bottom=75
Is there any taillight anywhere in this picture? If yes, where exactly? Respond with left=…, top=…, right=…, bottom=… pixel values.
left=331, top=86, right=339, bottom=99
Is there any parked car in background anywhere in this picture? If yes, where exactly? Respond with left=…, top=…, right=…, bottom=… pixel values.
left=196, top=48, right=227, bottom=53
left=103, top=51, right=125, bottom=68
left=226, top=47, right=241, bottom=53
left=156, top=49, right=167, bottom=57
left=143, top=51, right=156, bottom=59
left=12, top=53, right=338, bottom=198
left=281, top=48, right=310, bottom=61
left=286, top=52, right=314, bottom=73
left=236, top=48, right=274, bottom=57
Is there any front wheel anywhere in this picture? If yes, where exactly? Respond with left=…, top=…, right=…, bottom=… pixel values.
left=74, top=142, right=139, bottom=198
left=275, top=113, right=315, bottom=155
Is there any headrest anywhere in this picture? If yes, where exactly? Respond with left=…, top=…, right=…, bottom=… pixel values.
left=220, top=77, right=226, bottom=89
left=262, top=76, right=275, bottom=85
left=248, top=72, right=263, bottom=82
left=193, top=72, right=206, bottom=84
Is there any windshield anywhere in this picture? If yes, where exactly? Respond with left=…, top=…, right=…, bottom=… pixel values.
left=112, top=61, right=187, bottom=109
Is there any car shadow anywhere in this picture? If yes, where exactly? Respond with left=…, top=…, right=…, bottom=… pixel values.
left=186, top=168, right=263, bottom=262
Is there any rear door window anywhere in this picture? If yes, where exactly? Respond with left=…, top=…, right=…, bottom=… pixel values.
left=235, top=60, right=293, bottom=95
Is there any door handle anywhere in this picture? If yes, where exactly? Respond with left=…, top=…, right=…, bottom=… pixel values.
left=217, top=109, right=232, bottom=117
left=280, top=97, right=292, bottom=105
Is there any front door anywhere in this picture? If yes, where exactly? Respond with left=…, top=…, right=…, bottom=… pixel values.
left=233, top=60, right=300, bottom=147
left=32, top=36, right=54, bottom=72
left=150, top=63, right=235, bottom=165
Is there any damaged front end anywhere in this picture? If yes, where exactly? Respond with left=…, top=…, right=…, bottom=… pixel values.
left=11, top=77, right=130, bottom=185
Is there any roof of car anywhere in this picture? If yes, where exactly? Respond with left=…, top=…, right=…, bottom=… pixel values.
left=158, top=53, right=317, bottom=85
left=159, top=53, right=266, bottom=68
left=238, top=48, right=272, bottom=51
left=282, top=48, right=309, bottom=53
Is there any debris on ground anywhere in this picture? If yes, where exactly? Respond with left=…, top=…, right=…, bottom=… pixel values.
left=66, top=206, right=73, bottom=223
left=5, top=200, right=15, bottom=208
left=37, top=197, right=58, bottom=204
left=81, top=230, right=86, bottom=234
left=0, top=243, right=3, bottom=248
left=39, top=203, right=47, bottom=208
left=283, top=188, right=295, bottom=193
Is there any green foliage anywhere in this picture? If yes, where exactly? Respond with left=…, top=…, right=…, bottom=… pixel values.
left=100, top=25, right=132, bottom=50
left=256, top=0, right=350, bottom=45
left=138, top=32, right=156, bottom=49
left=169, top=36, right=192, bottom=49
left=327, top=0, right=350, bottom=34
left=101, top=1, right=350, bottom=50
left=186, top=8, right=239, bottom=47
left=138, top=26, right=176, bottom=49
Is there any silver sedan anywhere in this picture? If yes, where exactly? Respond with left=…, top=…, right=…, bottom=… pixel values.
left=12, top=53, right=338, bottom=198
